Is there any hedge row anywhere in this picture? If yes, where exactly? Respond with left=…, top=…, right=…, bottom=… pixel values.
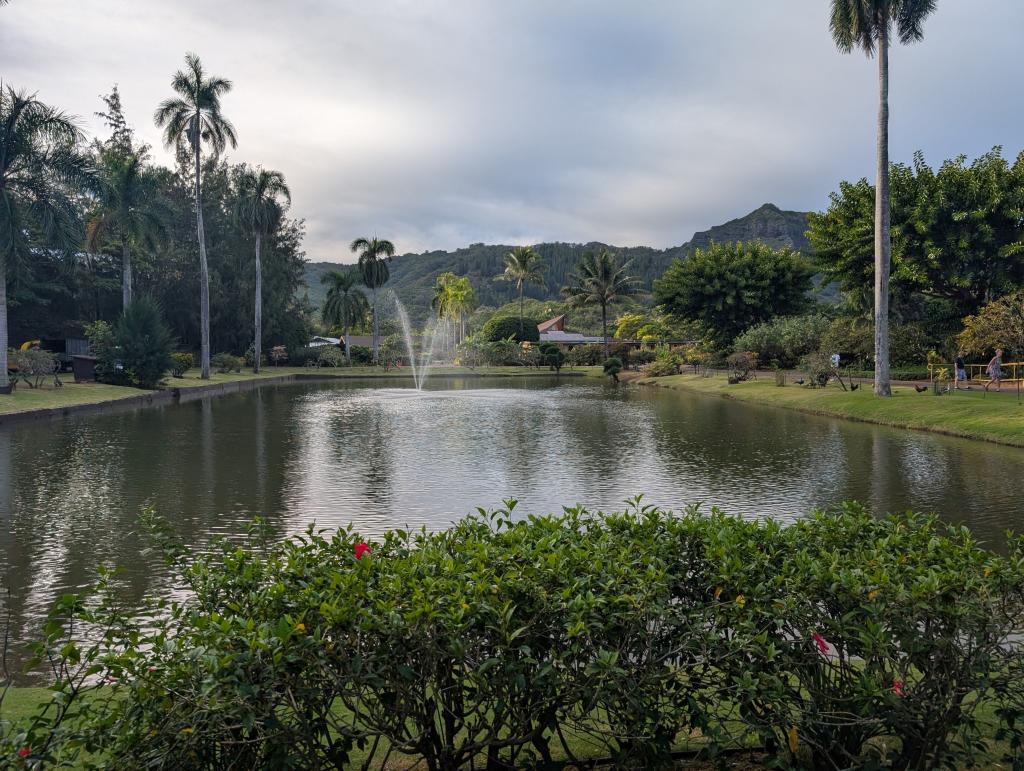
left=4, top=503, right=1024, bottom=770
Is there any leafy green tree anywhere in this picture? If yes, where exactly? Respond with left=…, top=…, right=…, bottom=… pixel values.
left=116, top=297, right=175, bottom=388
left=481, top=315, right=540, bottom=343
left=957, top=291, right=1024, bottom=360
left=321, top=269, right=369, bottom=365
left=0, top=87, right=88, bottom=390
left=154, top=52, right=237, bottom=379
left=87, top=146, right=166, bottom=309
left=830, top=0, right=938, bottom=396
left=809, top=148, right=1024, bottom=320
left=351, top=237, right=396, bottom=363
left=562, top=249, right=642, bottom=357
left=501, top=246, right=546, bottom=336
left=655, top=242, right=812, bottom=348
left=234, top=167, right=291, bottom=372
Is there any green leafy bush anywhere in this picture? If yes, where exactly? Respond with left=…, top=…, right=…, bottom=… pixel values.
left=5, top=505, right=1022, bottom=770
left=84, top=320, right=130, bottom=386
left=566, top=345, right=605, bottom=367
left=538, top=342, right=565, bottom=372
left=733, top=314, right=831, bottom=368
left=169, top=352, right=193, bottom=377
left=10, top=348, right=60, bottom=387
left=481, top=315, right=540, bottom=343
left=603, top=356, right=623, bottom=381
left=116, top=298, right=175, bottom=388
left=348, top=344, right=372, bottom=365
left=316, top=345, right=344, bottom=368
left=210, top=352, right=242, bottom=374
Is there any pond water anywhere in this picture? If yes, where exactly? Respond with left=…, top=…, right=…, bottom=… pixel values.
left=2, top=376, right=1024, bottom=675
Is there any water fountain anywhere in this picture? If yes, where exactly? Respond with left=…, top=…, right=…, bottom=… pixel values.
left=393, top=295, right=442, bottom=391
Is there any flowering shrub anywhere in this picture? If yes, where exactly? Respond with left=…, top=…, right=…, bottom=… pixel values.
left=2, top=504, right=1022, bottom=770
left=169, top=352, right=193, bottom=377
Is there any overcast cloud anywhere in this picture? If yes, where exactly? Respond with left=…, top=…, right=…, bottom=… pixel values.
left=3, top=0, right=1022, bottom=260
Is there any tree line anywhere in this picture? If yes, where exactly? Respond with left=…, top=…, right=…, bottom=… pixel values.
left=0, top=55, right=312, bottom=388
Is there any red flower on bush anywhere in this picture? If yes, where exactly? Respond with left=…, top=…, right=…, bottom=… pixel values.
left=18, top=746, right=31, bottom=758
left=354, top=542, right=372, bottom=560
left=893, top=679, right=904, bottom=696
left=812, top=632, right=829, bottom=654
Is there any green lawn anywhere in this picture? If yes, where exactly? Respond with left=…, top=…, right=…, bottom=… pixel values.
left=634, top=373, right=1024, bottom=447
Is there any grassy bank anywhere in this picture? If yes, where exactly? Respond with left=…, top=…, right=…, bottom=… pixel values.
left=0, top=366, right=579, bottom=418
left=634, top=373, right=1024, bottom=447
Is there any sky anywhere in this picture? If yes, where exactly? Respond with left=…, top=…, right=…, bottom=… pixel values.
left=3, top=0, right=1023, bottom=262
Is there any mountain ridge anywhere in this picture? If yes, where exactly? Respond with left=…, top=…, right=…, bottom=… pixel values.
left=301, top=203, right=812, bottom=323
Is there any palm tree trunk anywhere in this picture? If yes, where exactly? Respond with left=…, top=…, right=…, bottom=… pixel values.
left=121, top=236, right=132, bottom=309
left=253, top=233, right=262, bottom=374
left=194, top=142, right=211, bottom=379
left=371, top=287, right=379, bottom=364
left=344, top=319, right=351, bottom=365
left=0, top=261, right=8, bottom=390
left=519, top=285, right=524, bottom=336
left=602, top=302, right=609, bottom=359
left=873, top=22, right=892, bottom=398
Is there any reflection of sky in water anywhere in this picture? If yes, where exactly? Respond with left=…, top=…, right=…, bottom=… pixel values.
left=2, top=377, right=1024, bottom=676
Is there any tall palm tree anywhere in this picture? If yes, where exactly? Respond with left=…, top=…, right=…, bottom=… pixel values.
left=234, top=167, right=290, bottom=373
left=431, top=271, right=458, bottom=355
left=154, top=52, right=237, bottom=379
left=501, top=246, right=545, bottom=336
left=0, top=87, right=87, bottom=391
left=562, top=249, right=642, bottom=358
left=321, top=269, right=369, bottom=365
left=830, top=0, right=937, bottom=397
left=350, top=237, right=395, bottom=364
left=448, top=276, right=477, bottom=344
left=86, top=146, right=165, bottom=309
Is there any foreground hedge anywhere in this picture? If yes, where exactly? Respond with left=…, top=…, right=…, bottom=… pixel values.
left=3, top=502, right=1024, bottom=769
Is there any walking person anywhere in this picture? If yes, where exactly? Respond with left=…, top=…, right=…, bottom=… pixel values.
left=954, top=352, right=969, bottom=391
left=985, top=348, right=1004, bottom=392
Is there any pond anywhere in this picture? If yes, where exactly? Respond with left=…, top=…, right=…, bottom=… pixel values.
left=2, top=376, right=1024, bottom=674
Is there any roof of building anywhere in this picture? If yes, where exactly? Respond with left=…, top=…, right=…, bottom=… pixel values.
left=539, top=330, right=605, bottom=344
left=537, top=315, right=566, bottom=333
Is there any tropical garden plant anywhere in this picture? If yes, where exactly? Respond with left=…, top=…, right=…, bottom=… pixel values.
left=154, top=53, right=238, bottom=380
left=321, top=269, right=369, bottom=365
left=233, top=166, right=290, bottom=373
left=829, top=0, right=938, bottom=396
left=350, top=237, right=395, bottom=364
left=562, top=248, right=642, bottom=357
left=501, top=245, right=546, bottom=337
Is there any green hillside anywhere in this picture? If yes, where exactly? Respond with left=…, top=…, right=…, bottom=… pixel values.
left=303, top=204, right=811, bottom=324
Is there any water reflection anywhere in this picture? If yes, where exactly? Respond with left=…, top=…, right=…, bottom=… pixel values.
left=2, top=377, right=1024, bottom=677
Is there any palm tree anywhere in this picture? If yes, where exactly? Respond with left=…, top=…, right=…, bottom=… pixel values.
left=431, top=271, right=458, bottom=354
left=350, top=237, right=395, bottom=364
left=86, top=146, right=166, bottom=309
left=154, top=52, right=237, bottom=379
left=448, top=276, right=477, bottom=344
left=501, top=246, right=545, bottom=336
left=830, top=0, right=937, bottom=397
left=562, top=249, right=642, bottom=358
left=234, top=167, right=290, bottom=373
left=0, top=87, right=87, bottom=391
left=321, top=269, right=369, bottom=365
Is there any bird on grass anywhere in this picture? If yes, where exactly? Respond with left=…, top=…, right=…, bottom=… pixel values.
left=850, top=382, right=859, bottom=391
left=914, top=384, right=929, bottom=393
left=795, top=378, right=805, bottom=385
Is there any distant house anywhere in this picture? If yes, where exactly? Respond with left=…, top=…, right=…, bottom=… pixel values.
left=537, top=315, right=605, bottom=346
left=309, top=334, right=375, bottom=349
left=309, top=335, right=341, bottom=347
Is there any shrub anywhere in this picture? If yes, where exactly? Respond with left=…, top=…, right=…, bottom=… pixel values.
left=642, top=358, right=679, bottom=377
left=169, top=352, right=193, bottom=377
left=289, top=345, right=320, bottom=366
left=733, top=313, right=831, bottom=369
left=116, top=298, right=175, bottom=389
left=211, top=352, right=242, bottom=374
left=566, top=345, right=605, bottom=367
left=603, top=356, right=623, bottom=381
left=726, top=351, right=757, bottom=381
left=269, top=345, right=288, bottom=366
left=243, top=342, right=266, bottom=368
left=85, top=320, right=130, bottom=386
left=481, top=315, right=540, bottom=343
left=316, top=345, right=344, bottom=368
left=10, top=348, right=59, bottom=388
left=348, top=345, right=372, bottom=365
left=802, top=350, right=833, bottom=387
left=8, top=505, right=1022, bottom=771
left=538, top=343, right=565, bottom=372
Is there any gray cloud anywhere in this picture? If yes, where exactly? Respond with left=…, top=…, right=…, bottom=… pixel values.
left=2, top=0, right=1022, bottom=260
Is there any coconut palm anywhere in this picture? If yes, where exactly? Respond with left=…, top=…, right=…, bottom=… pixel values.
left=86, top=146, right=166, bottom=309
left=321, top=269, right=369, bottom=365
left=0, top=87, right=87, bottom=391
left=350, top=237, right=395, bottom=363
left=431, top=271, right=458, bottom=354
left=830, top=0, right=937, bottom=397
left=234, top=167, right=290, bottom=373
left=501, top=246, right=545, bottom=336
left=154, top=52, right=237, bottom=379
left=562, top=249, right=642, bottom=358
left=447, top=276, right=477, bottom=344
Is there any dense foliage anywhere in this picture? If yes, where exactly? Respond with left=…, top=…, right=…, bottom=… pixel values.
left=115, top=298, right=174, bottom=388
left=733, top=314, right=832, bottom=368
left=655, top=242, right=813, bottom=347
left=480, top=315, right=540, bottom=343
left=3, top=504, right=1022, bottom=770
